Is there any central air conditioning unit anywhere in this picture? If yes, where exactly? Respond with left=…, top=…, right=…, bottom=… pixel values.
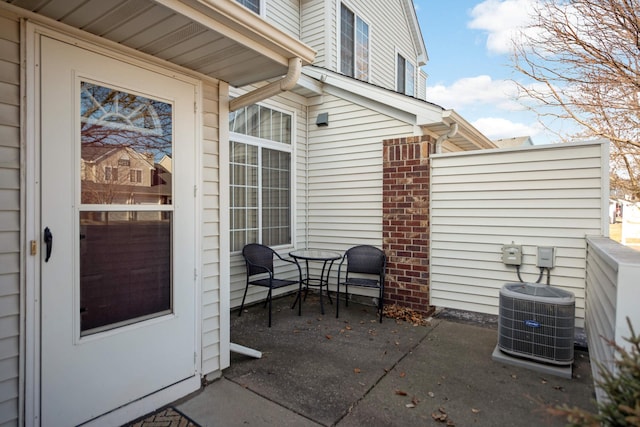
left=498, top=282, right=575, bottom=365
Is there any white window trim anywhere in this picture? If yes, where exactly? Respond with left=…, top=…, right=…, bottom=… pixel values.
left=395, top=49, right=417, bottom=97
left=336, top=1, right=372, bottom=82
left=228, top=100, right=296, bottom=253
left=236, top=0, right=265, bottom=18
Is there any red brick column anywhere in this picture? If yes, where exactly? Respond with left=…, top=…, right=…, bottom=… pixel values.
left=382, top=135, right=434, bottom=315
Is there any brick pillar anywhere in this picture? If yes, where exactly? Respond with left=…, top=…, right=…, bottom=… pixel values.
left=382, top=135, right=434, bottom=315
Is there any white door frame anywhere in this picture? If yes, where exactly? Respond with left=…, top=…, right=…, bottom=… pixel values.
left=23, top=22, right=203, bottom=426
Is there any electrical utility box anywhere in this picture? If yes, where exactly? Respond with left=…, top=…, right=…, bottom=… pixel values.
left=537, top=246, right=555, bottom=268
left=502, top=244, right=522, bottom=266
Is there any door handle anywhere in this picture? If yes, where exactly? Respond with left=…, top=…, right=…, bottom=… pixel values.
left=44, top=227, right=53, bottom=262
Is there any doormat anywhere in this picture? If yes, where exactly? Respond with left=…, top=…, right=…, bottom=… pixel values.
left=125, top=407, right=201, bottom=427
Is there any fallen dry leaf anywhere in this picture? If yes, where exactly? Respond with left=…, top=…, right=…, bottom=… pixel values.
left=431, top=411, right=448, bottom=422
left=353, top=368, right=361, bottom=374
left=345, top=325, right=352, bottom=330
left=382, top=304, right=431, bottom=326
left=325, top=335, right=332, bottom=340
left=411, top=396, right=419, bottom=406
left=405, top=403, right=416, bottom=408
left=395, top=390, right=408, bottom=396
left=471, top=408, right=480, bottom=414
left=399, top=372, right=406, bottom=378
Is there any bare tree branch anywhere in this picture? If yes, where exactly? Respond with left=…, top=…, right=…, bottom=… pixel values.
left=511, top=0, right=640, bottom=198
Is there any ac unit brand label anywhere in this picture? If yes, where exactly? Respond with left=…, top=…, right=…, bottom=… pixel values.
left=524, top=320, right=541, bottom=328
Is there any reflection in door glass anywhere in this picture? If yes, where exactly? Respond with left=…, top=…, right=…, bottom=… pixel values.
left=79, top=82, right=174, bottom=335
left=80, top=82, right=173, bottom=205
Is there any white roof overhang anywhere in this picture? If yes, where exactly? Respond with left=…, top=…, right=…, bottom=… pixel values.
left=421, top=110, right=497, bottom=151
left=301, top=67, right=496, bottom=151
left=2, top=0, right=315, bottom=87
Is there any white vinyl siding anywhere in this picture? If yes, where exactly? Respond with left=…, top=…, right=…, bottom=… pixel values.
left=430, top=141, right=609, bottom=328
left=306, top=94, right=414, bottom=251
left=300, top=0, right=418, bottom=90
left=336, top=0, right=416, bottom=90
left=300, top=0, right=328, bottom=67
left=201, top=81, right=222, bottom=375
left=584, top=236, right=640, bottom=403
left=417, top=69, right=427, bottom=100
left=265, top=0, right=300, bottom=39
left=0, top=12, right=20, bottom=427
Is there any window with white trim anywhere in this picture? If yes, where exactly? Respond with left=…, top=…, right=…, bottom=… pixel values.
left=397, top=54, right=416, bottom=96
left=340, top=3, right=369, bottom=80
left=235, top=0, right=260, bottom=14
left=230, top=104, right=293, bottom=251
left=130, top=169, right=142, bottom=183
left=104, top=166, right=118, bottom=181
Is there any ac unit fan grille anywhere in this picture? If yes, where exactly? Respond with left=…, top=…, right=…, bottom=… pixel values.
left=498, top=287, right=575, bottom=365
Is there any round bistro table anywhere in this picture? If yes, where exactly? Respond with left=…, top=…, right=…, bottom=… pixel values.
left=289, top=249, right=342, bottom=315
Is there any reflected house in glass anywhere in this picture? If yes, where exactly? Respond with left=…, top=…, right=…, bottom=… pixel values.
left=80, top=145, right=172, bottom=207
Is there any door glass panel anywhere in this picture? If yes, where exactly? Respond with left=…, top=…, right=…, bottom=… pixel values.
left=79, top=82, right=174, bottom=335
left=80, top=82, right=172, bottom=205
left=79, top=212, right=172, bottom=334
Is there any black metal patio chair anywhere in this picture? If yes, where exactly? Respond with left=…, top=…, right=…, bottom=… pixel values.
left=240, top=243, right=302, bottom=327
left=335, top=245, right=386, bottom=323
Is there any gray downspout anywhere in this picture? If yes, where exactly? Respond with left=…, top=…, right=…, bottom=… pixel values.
left=229, top=57, right=302, bottom=112
left=435, top=122, right=459, bottom=154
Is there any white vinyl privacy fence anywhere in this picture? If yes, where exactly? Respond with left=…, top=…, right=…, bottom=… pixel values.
left=585, top=236, right=640, bottom=402
left=430, top=140, right=609, bottom=328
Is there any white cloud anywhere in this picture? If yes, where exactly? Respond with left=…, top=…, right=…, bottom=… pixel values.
left=471, top=116, right=543, bottom=140
left=468, top=0, right=537, bottom=55
left=426, top=76, right=550, bottom=142
left=426, top=75, right=523, bottom=111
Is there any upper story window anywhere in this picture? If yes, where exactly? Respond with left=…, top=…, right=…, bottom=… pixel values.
left=397, top=54, right=415, bottom=96
left=340, top=3, right=369, bottom=81
left=236, top=0, right=260, bottom=14
left=229, top=104, right=293, bottom=252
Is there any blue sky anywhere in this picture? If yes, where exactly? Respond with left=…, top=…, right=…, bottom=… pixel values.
left=413, top=0, right=572, bottom=145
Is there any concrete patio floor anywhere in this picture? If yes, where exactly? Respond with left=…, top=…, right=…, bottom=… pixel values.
left=175, top=294, right=597, bottom=426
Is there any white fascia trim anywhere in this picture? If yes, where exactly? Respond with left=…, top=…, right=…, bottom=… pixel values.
left=152, top=0, right=316, bottom=66
left=441, top=110, right=496, bottom=149
left=401, top=0, right=428, bottom=65
left=302, top=66, right=443, bottom=124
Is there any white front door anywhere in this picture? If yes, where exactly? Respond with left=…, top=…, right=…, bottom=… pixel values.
left=39, top=36, right=198, bottom=426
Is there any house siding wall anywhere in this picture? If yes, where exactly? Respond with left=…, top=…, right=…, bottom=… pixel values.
left=201, top=81, right=222, bottom=375
left=306, top=94, right=414, bottom=252
left=299, top=0, right=419, bottom=92
left=337, top=0, right=417, bottom=90
left=265, top=0, right=300, bottom=39
left=300, top=0, right=328, bottom=68
left=430, top=141, right=608, bottom=328
left=0, top=11, right=20, bottom=427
